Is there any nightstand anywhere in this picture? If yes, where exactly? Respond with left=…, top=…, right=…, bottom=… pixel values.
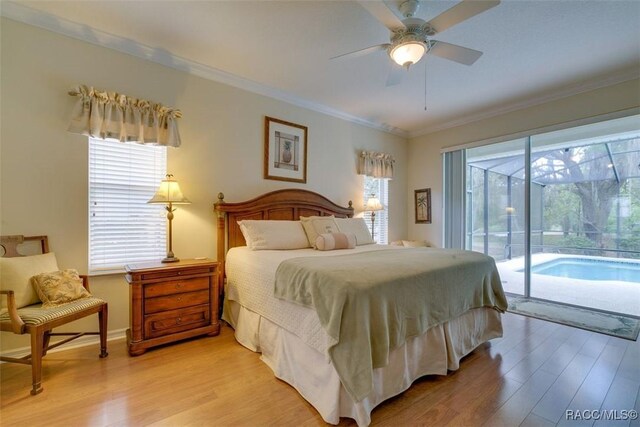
left=125, top=259, right=220, bottom=356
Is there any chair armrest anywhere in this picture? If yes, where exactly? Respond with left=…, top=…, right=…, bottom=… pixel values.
left=80, top=275, right=91, bottom=292
left=0, top=290, right=26, bottom=334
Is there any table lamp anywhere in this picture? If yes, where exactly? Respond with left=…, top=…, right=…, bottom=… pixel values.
left=147, top=174, right=191, bottom=262
left=365, top=195, right=384, bottom=240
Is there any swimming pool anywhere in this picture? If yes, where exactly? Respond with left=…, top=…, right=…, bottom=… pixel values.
left=529, top=258, right=640, bottom=283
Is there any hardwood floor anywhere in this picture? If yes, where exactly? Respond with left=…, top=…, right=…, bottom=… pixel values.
left=1, top=312, right=638, bottom=426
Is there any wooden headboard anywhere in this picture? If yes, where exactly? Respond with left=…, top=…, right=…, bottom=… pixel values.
left=213, top=189, right=354, bottom=281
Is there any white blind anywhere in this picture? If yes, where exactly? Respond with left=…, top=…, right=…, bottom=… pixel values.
left=443, top=150, right=466, bottom=249
left=364, top=177, right=389, bottom=244
left=89, top=138, right=167, bottom=273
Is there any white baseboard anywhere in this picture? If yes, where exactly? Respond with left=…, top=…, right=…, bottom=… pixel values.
left=0, top=328, right=127, bottom=360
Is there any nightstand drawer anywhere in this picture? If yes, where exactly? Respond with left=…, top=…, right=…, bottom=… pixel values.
left=145, top=290, right=210, bottom=314
left=140, top=267, right=213, bottom=281
left=145, top=277, right=209, bottom=298
left=144, top=304, right=210, bottom=338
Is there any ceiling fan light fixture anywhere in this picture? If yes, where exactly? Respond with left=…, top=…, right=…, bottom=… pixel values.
left=390, top=41, right=426, bottom=68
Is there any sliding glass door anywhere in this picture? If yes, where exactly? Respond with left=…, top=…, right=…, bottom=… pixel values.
left=448, top=113, right=640, bottom=316
left=529, top=116, right=640, bottom=316
left=466, top=139, right=527, bottom=296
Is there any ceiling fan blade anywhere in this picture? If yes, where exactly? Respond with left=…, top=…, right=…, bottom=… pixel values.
left=386, top=63, right=406, bottom=87
left=330, top=44, right=390, bottom=61
left=356, top=0, right=406, bottom=31
left=428, top=41, right=483, bottom=65
left=427, top=0, right=500, bottom=34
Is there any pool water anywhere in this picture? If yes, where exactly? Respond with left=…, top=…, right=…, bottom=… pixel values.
left=530, top=258, right=640, bottom=283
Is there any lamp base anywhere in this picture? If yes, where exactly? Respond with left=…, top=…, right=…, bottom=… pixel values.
left=161, top=256, right=180, bottom=263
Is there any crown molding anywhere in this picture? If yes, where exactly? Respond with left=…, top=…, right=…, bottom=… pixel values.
left=0, top=1, right=408, bottom=138
left=3, top=1, right=637, bottom=142
left=408, top=67, right=640, bottom=139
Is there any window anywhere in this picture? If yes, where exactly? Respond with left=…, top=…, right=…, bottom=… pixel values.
left=363, top=176, right=389, bottom=244
left=89, top=138, right=167, bottom=273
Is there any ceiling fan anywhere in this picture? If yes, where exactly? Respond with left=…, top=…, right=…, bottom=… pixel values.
left=332, top=0, right=500, bottom=85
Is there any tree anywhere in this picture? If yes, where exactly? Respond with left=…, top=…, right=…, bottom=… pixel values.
left=543, top=184, right=580, bottom=236
left=547, top=147, right=625, bottom=247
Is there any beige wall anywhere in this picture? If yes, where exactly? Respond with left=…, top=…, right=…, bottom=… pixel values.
left=408, top=78, right=640, bottom=248
left=0, top=19, right=407, bottom=351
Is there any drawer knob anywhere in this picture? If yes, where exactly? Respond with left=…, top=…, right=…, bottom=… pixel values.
left=177, top=297, right=182, bottom=301
left=177, top=317, right=182, bottom=323
left=176, top=283, right=183, bottom=289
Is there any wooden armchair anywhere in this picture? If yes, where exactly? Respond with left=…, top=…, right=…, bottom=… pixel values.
left=0, top=235, right=108, bottom=395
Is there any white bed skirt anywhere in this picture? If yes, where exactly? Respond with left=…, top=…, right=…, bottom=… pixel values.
left=224, top=301, right=503, bottom=426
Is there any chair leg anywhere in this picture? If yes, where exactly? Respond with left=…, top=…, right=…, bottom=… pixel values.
left=98, top=304, right=108, bottom=358
left=42, top=330, right=51, bottom=356
left=30, top=328, right=45, bottom=395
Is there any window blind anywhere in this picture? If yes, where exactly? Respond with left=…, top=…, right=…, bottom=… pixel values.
left=443, top=150, right=466, bottom=249
left=89, top=138, right=167, bottom=273
left=364, top=177, right=389, bottom=244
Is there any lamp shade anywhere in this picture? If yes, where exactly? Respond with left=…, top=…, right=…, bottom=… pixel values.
left=365, top=196, right=384, bottom=212
left=147, top=174, right=191, bottom=204
left=390, top=41, right=426, bottom=68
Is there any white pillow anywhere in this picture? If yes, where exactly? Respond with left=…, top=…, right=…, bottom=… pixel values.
left=315, top=233, right=357, bottom=251
left=237, top=220, right=311, bottom=250
left=300, top=216, right=340, bottom=248
left=335, top=217, right=375, bottom=245
left=239, top=222, right=253, bottom=247
left=0, top=252, right=59, bottom=309
left=402, top=240, right=430, bottom=248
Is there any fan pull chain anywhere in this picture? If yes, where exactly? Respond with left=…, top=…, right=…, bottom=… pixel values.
left=423, top=58, right=428, bottom=111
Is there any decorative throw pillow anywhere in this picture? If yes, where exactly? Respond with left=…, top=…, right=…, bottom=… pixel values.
left=300, top=216, right=340, bottom=248
left=31, top=269, right=91, bottom=308
left=402, top=240, right=430, bottom=248
left=237, top=220, right=310, bottom=250
left=315, top=233, right=357, bottom=251
left=0, top=252, right=59, bottom=309
left=335, top=217, right=375, bottom=245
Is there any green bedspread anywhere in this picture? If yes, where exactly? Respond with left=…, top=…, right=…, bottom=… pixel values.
left=273, top=247, right=507, bottom=402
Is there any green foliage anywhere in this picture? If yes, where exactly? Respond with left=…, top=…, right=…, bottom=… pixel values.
left=618, top=236, right=640, bottom=259
left=543, top=235, right=597, bottom=255
left=558, top=235, right=596, bottom=248
left=543, top=184, right=581, bottom=233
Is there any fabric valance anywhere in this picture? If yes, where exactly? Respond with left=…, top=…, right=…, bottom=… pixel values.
left=358, top=151, right=395, bottom=179
left=67, top=85, right=182, bottom=147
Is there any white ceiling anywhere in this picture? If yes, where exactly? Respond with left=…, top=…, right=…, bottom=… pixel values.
left=5, top=0, right=640, bottom=137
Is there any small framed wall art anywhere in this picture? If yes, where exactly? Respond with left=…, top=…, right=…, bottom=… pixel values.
left=414, top=188, right=432, bottom=224
left=264, top=116, right=308, bottom=183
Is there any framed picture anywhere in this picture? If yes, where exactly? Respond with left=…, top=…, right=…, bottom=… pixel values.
left=264, top=116, right=308, bottom=183
left=415, top=188, right=431, bottom=224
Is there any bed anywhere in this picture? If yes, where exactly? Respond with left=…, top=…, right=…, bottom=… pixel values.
left=214, top=189, right=506, bottom=426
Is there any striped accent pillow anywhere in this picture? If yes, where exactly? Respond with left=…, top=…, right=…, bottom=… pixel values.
left=315, top=232, right=357, bottom=251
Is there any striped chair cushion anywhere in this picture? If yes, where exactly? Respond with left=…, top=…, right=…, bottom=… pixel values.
left=0, top=297, right=105, bottom=326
